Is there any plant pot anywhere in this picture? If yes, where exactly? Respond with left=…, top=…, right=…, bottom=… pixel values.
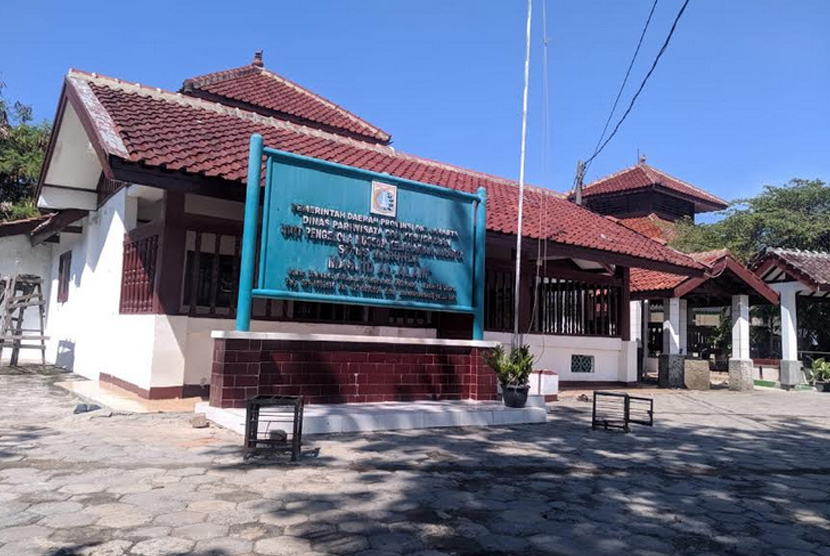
left=502, top=385, right=530, bottom=408
left=815, top=381, right=830, bottom=392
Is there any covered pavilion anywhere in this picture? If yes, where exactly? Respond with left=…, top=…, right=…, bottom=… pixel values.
left=753, top=248, right=830, bottom=388
left=630, top=249, right=779, bottom=390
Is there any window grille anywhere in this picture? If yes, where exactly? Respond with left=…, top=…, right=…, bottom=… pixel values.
left=571, top=354, right=595, bottom=373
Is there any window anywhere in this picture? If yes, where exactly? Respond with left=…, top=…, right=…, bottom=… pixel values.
left=533, top=279, right=622, bottom=337
left=57, top=251, right=72, bottom=303
left=571, top=354, right=595, bottom=373
left=183, top=251, right=237, bottom=309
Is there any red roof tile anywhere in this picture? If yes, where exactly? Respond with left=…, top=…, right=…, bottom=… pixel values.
left=631, top=249, right=731, bottom=293
left=619, top=213, right=676, bottom=241
left=63, top=70, right=702, bottom=273
left=181, top=60, right=391, bottom=144
left=575, top=163, right=728, bottom=210
left=629, top=248, right=783, bottom=308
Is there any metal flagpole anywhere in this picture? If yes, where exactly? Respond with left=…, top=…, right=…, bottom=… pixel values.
left=512, top=0, right=533, bottom=347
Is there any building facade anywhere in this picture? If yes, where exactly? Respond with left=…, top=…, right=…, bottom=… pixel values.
left=3, top=53, right=705, bottom=398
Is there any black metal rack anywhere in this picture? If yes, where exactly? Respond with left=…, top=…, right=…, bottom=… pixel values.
left=591, top=391, right=654, bottom=433
left=243, top=395, right=304, bottom=461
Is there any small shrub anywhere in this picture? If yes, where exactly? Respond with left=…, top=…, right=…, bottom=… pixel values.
left=808, top=358, right=830, bottom=384
left=483, top=344, right=533, bottom=387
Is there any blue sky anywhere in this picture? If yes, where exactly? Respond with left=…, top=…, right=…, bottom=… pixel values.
left=2, top=0, right=828, bottom=215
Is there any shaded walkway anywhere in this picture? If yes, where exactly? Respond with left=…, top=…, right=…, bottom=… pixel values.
left=2, top=371, right=830, bottom=555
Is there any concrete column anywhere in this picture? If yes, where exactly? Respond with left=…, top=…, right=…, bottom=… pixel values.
left=640, top=300, right=650, bottom=382
left=731, top=295, right=750, bottom=360
left=728, top=294, right=753, bottom=391
left=659, top=297, right=685, bottom=388
left=771, top=282, right=806, bottom=387
left=662, top=297, right=681, bottom=355
left=679, top=299, right=688, bottom=355
left=630, top=300, right=642, bottom=345
left=624, top=301, right=644, bottom=383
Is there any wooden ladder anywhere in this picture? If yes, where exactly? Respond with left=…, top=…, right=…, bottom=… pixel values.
left=0, top=275, right=48, bottom=371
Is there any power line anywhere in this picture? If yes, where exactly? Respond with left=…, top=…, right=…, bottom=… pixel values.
left=584, top=0, right=691, bottom=171
left=589, top=0, right=659, bottom=159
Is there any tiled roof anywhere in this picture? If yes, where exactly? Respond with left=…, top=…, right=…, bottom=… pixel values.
left=576, top=163, right=728, bottom=210
left=62, top=69, right=702, bottom=273
left=631, top=249, right=730, bottom=292
left=181, top=57, right=391, bottom=144
left=631, top=248, right=778, bottom=305
left=619, top=213, right=676, bottom=241
left=753, top=248, right=830, bottom=289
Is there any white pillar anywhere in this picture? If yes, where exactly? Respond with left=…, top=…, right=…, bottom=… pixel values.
left=630, top=300, right=643, bottom=345
left=731, top=294, right=750, bottom=361
left=767, top=281, right=809, bottom=386
left=779, top=287, right=798, bottom=362
left=769, top=282, right=807, bottom=387
left=663, top=297, right=681, bottom=355
left=679, top=299, right=688, bottom=355
left=641, top=300, right=650, bottom=380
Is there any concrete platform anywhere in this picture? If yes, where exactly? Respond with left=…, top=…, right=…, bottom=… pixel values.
left=196, top=400, right=548, bottom=436
left=58, top=379, right=206, bottom=413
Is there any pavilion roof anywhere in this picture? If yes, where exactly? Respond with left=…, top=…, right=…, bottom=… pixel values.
left=752, top=248, right=830, bottom=293
left=573, top=162, right=728, bottom=212
left=631, top=249, right=778, bottom=304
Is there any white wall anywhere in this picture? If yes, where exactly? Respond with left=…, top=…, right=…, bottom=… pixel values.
left=484, top=331, right=637, bottom=383
left=0, top=236, right=54, bottom=363
left=44, top=188, right=158, bottom=388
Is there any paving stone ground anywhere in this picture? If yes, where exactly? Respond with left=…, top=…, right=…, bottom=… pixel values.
left=2, top=369, right=830, bottom=556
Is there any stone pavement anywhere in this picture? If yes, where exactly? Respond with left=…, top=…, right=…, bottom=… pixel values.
left=2, top=370, right=830, bottom=556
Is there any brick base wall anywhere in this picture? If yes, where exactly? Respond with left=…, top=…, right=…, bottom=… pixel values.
left=209, top=338, right=498, bottom=408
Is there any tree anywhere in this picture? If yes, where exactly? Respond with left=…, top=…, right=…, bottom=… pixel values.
left=671, top=179, right=830, bottom=263
left=0, top=80, right=51, bottom=222
left=671, top=179, right=830, bottom=359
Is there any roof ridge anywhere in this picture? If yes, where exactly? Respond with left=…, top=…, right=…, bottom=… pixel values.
left=181, top=64, right=390, bottom=142
left=256, top=68, right=390, bottom=142
left=771, top=247, right=830, bottom=257
left=182, top=64, right=261, bottom=90
left=642, top=163, right=728, bottom=206
left=68, top=69, right=541, bottom=191
left=71, top=69, right=399, bottom=155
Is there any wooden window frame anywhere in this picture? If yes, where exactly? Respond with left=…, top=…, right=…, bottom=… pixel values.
left=57, top=251, right=72, bottom=303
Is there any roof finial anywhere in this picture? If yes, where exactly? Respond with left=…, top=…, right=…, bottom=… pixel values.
left=639, top=153, right=647, bottom=164
left=252, top=50, right=264, bottom=67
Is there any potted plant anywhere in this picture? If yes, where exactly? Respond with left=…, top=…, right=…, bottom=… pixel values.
left=484, top=344, right=534, bottom=408
left=808, top=358, right=830, bottom=392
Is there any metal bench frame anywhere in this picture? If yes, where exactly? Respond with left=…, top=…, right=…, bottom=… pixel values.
left=243, top=395, right=304, bottom=461
left=591, top=390, right=654, bottom=433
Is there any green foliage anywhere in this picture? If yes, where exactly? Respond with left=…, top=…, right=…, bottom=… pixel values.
left=671, top=179, right=830, bottom=358
left=483, top=344, right=534, bottom=387
left=0, top=80, right=50, bottom=222
left=0, top=198, right=38, bottom=221
left=807, top=358, right=830, bottom=384
left=710, top=307, right=732, bottom=355
left=670, top=179, right=830, bottom=263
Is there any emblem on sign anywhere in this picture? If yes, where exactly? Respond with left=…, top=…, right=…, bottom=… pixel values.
left=370, top=181, right=397, bottom=217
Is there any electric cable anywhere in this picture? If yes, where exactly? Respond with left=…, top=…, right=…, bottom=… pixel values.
left=584, top=0, right=692, bottom=171
left=589, top=0, right=659, bottom=160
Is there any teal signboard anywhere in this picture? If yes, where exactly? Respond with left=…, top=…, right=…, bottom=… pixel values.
left=236, top=134, right=487, bottom=339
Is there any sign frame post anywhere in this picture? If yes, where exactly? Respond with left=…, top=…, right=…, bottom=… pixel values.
left=473, top=187, right=486, bottom=340
left=236, top=133, right=264, bottom=331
